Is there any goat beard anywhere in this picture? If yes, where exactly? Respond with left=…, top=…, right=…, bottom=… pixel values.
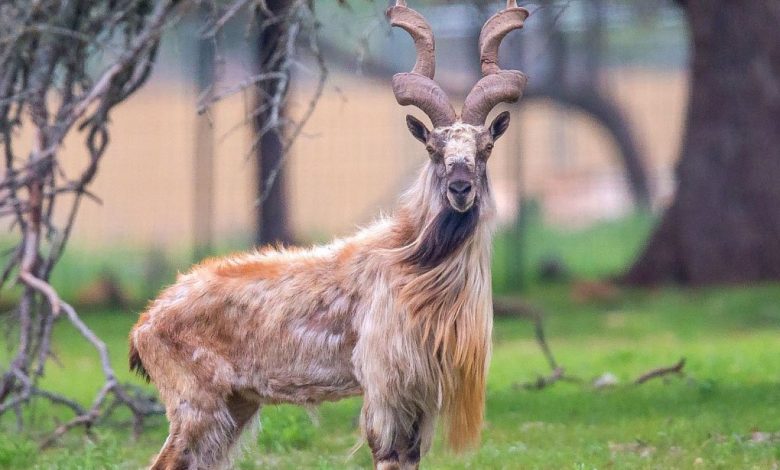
left=405, top=203, right=480, bottom=269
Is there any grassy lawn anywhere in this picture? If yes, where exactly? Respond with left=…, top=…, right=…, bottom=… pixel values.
left=2, top=215, right=780, bottom=469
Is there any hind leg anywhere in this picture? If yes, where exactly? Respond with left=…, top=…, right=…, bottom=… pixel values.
left=223, top=392, right=261, bottom=458
left=149, top=400, right=258, bottom=470
left=149, top=395, right=239, bottom=469
left=150, top=421, right=190, bottom=470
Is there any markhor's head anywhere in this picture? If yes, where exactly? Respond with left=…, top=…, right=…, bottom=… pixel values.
left=388, top=0, right=529, bottom=214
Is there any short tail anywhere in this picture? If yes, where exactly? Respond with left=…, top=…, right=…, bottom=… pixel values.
left=129, top=339, right=151, bottom=383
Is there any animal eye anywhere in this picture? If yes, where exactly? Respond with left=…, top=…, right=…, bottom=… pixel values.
left=486, top=143, right=494, bottom=151
left=426, top=145, right=435, bottom=154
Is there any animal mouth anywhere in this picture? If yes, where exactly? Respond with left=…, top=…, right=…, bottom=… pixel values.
left=447, top=194, right=475, bottom=213
left=447, top=179, right=475, bottom=212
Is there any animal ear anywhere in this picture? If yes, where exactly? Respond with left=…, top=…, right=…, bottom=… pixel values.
left=489, top=111, right=511, bottom=141
left=406, top=115, right=430, bottom=144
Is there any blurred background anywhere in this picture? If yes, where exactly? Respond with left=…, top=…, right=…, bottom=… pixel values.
left=34, top=0, right=690, bottom=302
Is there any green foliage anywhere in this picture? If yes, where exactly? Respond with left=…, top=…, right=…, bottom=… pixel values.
left=493, top=210, right=655, bottom=293
left=257, top=406, right=317, bottom=452
left=0, top=439, right=36, bottom=470
left=39, top=436, right=121, bottom=470
left=0, top=433, right=127, bottom=470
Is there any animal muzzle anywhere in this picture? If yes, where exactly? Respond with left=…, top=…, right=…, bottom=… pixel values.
left=446, top=168, right=476, bottom=212
left=448, top=180, right=472, bottom=196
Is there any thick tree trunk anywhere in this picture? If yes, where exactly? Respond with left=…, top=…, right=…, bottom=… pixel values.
left=255, top=0, right=293, bottom=247
left=256, top=123, right=290, bottom=246
left=624, top=1, right=780, bottom=285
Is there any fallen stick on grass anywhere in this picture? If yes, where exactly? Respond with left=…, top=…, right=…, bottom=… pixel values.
left=495, top=297, right=686, bottom=390
left=634, top=358, right=686, bottom=385
left=517, top=367, right=584, bottom=390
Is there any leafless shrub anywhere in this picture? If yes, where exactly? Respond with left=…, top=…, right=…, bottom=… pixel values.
left=0, top=0, right=327, bottom=445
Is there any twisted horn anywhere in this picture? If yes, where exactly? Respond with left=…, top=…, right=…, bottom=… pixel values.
left=387, top=1, right=456, bottom=128
left=461, top=0, right=529, bottom=126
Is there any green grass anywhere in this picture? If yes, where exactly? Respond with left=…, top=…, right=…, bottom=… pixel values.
left=492, top=211, right=655, bottom=292
left=2, top=214, right=780, bottom=469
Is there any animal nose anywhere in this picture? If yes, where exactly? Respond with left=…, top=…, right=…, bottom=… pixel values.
left=448, top=180, right=472, bottom=196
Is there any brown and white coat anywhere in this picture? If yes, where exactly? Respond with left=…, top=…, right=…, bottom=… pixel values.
left=129, top=1, right=530, bottom=468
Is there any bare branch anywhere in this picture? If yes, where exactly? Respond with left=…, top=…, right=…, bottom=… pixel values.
left=253, top=0, right=329, bottom=203
left=493, top=297, right=559, bottom=370
left=0, top=0, right=182, bottom=443
left=197, top=71, right=286, bottom=114
left=66, top=1, right=181, bottom=130
left=203, top=0, right=253, bottom=38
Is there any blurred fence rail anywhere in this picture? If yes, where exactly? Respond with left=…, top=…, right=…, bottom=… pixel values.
left=0, top=67, right=684, bottom=249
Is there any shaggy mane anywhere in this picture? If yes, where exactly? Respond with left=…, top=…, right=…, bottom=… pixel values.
left=392, top=169, right=494, bottom=452
left=405, top=206, right=481, bottom=268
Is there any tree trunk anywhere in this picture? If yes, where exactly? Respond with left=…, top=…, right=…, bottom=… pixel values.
left=624, top=1, right=780, bottom=285
left=254, top=0, right=293, bottom=247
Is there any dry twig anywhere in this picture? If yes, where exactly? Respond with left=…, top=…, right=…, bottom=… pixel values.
left=634, top=358, right=686, bottom=385
left=494, top=297, right=581, bottom=390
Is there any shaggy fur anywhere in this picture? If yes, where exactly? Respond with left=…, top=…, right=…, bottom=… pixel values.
left=405, top=206, right=481, bottom=269
left=130, top=117, right=504, bottom=468
left=129, top=341, right=150, bottom=382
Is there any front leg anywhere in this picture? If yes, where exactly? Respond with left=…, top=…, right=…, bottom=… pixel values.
left=362, top=403, right=429, bottom=470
